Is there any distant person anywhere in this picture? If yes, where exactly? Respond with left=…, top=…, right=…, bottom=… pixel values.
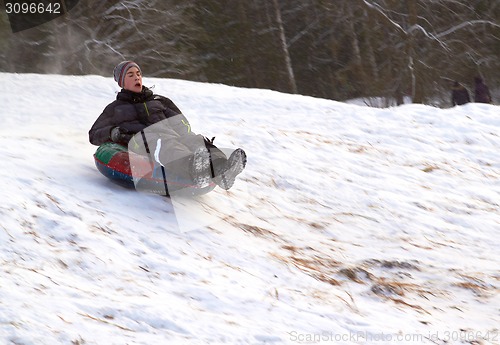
left=451, top=81, right=470, bottom=106
left=474, top=77, right=492, bottom=103
left=89, top=61, right=246, bottom=190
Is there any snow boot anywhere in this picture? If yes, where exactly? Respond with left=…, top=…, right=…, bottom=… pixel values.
left=214, top=148, right=247, bottom=190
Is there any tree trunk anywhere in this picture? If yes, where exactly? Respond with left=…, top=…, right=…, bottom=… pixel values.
left=237, top=0, right=259, bottom=88
left=363, top=9, right=379, bottom=82
left=272, top=0, right=298, bottom=94
left=346, top=5, right=368, bottom=95
left=407, top=0, right=423, bottom=103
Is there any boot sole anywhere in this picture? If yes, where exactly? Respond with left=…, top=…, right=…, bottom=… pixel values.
left=217, top=149, right=247, bottom=190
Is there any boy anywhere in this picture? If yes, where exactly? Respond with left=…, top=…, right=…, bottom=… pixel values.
left=89, top=61, right=246, bottom=191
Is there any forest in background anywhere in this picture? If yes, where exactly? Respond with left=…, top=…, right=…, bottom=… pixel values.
left=1, top=0, right=499, bottom=106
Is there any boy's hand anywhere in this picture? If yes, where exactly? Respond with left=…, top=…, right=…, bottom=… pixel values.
left=111, top=127, right=133, bottom=143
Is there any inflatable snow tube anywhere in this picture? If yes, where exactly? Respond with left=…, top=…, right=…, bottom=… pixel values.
left=93, top=142, right=216, bottom=196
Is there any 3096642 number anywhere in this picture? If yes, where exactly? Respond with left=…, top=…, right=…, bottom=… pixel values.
left=5, top=2, right=61, bottom=14
left=4, top=0, right=75, bottom=33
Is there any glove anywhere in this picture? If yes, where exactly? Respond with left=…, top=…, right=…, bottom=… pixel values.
left=110, top=127, right=133, bottom=144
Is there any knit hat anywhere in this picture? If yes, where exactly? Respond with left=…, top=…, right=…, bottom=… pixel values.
left=113, top=61, right=141, bottom=87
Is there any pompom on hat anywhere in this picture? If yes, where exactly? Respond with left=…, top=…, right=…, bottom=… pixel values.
left=113, top=61, right=141, bottom=87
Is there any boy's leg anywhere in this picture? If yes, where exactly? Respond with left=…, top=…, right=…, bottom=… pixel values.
left=203, top=138, right=228, bottom=179
left=190, top=146, right=212, bottom=188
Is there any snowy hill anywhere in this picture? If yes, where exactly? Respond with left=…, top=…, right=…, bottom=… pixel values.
left=0, top=72, right=499, bottom=345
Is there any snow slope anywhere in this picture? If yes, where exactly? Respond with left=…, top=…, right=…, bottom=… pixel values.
left=0, top=72, right=499, bottom=345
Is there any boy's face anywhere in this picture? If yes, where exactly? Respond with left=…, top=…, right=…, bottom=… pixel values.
left=123, top=67, right=142, bottom=93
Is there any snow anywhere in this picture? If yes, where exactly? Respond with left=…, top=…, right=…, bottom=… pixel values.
left=0, top=72, right=499, bottom=345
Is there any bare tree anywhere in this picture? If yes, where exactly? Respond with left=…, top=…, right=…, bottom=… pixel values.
left=1, top=0, right=202, bottom=77
left=271, top=0, right=297, bottom=93
left=1, top=0, right=498, bottom=105
left=353, top=0, right=500, bottom=103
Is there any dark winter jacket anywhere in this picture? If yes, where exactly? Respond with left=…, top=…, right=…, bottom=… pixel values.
left=474, top=78, right=492, bottom=104
left=89, top=86, right=227, bottom=172
left=89, top=87, right=184, bottom=146
left=451, top=83, right=470, bottom=106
